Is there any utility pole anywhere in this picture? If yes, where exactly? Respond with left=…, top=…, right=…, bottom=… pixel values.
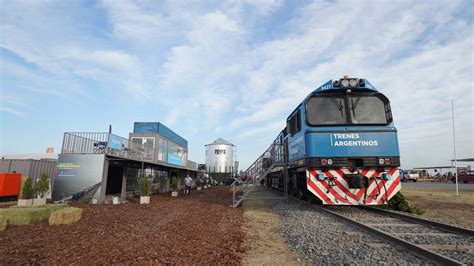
left=451, top=100, right=458, bottom=196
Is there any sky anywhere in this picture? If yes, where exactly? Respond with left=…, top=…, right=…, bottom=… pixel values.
left=0, top=0, right=473, bottom=171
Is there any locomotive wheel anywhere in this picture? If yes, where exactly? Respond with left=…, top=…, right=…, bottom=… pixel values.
left=296, top=190, right=305, bottom=200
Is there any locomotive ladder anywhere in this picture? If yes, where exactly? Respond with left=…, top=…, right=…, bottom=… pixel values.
left=232, top=140, right=287, bottom=208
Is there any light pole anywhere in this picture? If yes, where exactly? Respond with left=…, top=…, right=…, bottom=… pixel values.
left=451, top=99, right=458, bottom=196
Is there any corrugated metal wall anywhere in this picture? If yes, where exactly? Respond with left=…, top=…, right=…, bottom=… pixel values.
left=0, top=159, right=56, bottom=186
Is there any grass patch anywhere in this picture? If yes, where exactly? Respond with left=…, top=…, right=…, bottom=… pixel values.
left=399, top=187, right=474, bottom=228
left=401, top=187, right=474, bottom=204
left=1, top=204, right=69, bottom=226
left=0, top=204, right=73, bottom=230
left=0, top=208, right=51, bottom=225
left=0, top=215, right=9, bottom=231
left=387, top=192, right=424, bottom=215
left=9, top=203, right=68, bottom=212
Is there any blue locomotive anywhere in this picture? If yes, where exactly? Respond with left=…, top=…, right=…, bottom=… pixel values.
left=268, top=76, right=401, bottom=205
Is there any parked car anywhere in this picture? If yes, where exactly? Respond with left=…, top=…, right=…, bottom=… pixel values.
left=401, top=170, right=419, bottom=182
left=452, top=171, right=474, bottom=183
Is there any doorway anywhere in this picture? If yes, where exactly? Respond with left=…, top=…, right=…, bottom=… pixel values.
left=106, top=165, right=124, bottom=195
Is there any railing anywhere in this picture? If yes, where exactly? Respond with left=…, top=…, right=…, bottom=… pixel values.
left=61, top=132, right=176, bottom=166
left=62, top=132, right=109, bottom=154
left=232, top=138, right=287, bottom=207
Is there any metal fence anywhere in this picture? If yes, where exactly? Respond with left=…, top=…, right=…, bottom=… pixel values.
left=61, top=132, right=109, bottom=154
left=61, top=132, right=196, bottom=170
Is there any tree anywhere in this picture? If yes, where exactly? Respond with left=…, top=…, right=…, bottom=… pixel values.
left=196, top=177, right=204, bottom=188
left=34, top=173, right=50, bottom=198
left=140, top=176, right=151, bottom=196
left=170, top=175, right=178, bottom=191
left=22, top=177, right=34, bottom=199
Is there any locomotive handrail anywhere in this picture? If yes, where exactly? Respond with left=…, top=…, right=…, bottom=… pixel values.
left=232, top=137, right=286, bottom=207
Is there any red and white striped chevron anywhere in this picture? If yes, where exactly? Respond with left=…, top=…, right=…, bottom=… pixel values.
left=306, top=167, right=401, bottom=205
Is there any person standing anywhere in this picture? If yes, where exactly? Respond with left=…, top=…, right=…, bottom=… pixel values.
left=184, top=174, right=193, bottom=195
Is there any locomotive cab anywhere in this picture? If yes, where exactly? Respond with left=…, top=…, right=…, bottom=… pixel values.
left=285, top=77, right=401, bottom=205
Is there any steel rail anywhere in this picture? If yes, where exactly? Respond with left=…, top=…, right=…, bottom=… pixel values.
left=318, top=206, right=463, bottom=266
left=360, top=206, right=474, bottom=237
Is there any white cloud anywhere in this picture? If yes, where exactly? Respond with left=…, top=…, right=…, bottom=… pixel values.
left=0, top=107, right=25, bottom=117
left=234, top=120, right=284, bottom=139
left=0, top=0, right=472, bottom=170
left=100, top=0, right=163, bottom=43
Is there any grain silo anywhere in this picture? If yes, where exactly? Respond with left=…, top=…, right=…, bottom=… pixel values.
left=205, top=138, right=234, bottom=182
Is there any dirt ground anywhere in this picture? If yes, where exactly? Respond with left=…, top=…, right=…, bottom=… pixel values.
left=0, top=187, right=244, bottom=264
left=402, top=186, right=474, bottom=229
left=241, top=187, right=307, bottom=265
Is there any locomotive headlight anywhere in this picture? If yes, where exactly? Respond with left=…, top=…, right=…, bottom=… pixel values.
left=341, top=79, right=350, bottom=87
left=378, top=158, right=385, bottom=165
left=349, top=79, right=358, bottom=87
left=327, top=159, right=333, bottom=165
left=317, top=173, right=326, bottom=181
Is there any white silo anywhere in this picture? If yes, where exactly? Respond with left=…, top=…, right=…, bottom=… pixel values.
left=205, top=138, right=234, bottom=182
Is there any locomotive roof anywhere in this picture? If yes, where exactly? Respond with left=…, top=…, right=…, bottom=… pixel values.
left=286, top=78, right=383, bottom=121
left=310, top=78, right=378, bottom=95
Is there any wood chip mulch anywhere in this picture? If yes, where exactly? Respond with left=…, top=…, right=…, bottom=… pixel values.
left=0, top=186, right=244, bottom=264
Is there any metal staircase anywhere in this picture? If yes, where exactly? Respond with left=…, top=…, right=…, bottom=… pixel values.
left=232, top=139, right=287, bottom=208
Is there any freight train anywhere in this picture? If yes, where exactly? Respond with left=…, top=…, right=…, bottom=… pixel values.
left=266, top=76, right=401, bottom=205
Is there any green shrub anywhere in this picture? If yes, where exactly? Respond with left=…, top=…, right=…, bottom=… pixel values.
left=387, top=192, right=425, bottom=215
left=170, top=176, right=178, bottom=191
left=22, top=177, right=34, bottom=199
left=140, top=176, right=151, bottom=196
left=34, top=173, right=50, bottom=198
left=196, top=178, right=204, bottom=187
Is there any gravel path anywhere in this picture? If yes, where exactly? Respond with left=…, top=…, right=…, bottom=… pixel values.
left=273, top=198, right=432, bottom=265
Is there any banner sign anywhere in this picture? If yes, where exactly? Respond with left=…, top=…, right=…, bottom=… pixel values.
left=167, top=152, right=182, bottom=166
left=306, top=131, right=400, bottom=157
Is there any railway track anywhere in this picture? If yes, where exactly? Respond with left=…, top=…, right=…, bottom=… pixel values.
left=320, top=205, right=474, bottom=265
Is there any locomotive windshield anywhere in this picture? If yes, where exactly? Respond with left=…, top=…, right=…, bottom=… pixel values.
left=306, top=95, right=347, bottom=125
left=306, top=93, right=392, bottom=126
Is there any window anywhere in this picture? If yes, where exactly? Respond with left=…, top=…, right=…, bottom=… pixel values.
left=349, top=95, right=389, bottom=124
left=132, top=138, right=143, bottom=150
left=158, top=138, right=169, bottom=161
left=306, top=93, right=392, bottom=126
left=306, top=95, right=346, bottom=125
left=287, top=109, right=301, bottom=136
left=131, top=137, right=155, bottom=160
left=182, top=150, right=187, bottom=166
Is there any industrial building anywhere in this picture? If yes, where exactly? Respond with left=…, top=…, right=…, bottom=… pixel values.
left=205, top=138, right=236, bottom=182
left=53, top=122, right=197, bottom=203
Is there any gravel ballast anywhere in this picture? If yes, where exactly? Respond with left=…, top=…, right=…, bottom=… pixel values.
left=327, top=206, right=474, bottom=264
left=273, top=198, right=432, bottom=265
